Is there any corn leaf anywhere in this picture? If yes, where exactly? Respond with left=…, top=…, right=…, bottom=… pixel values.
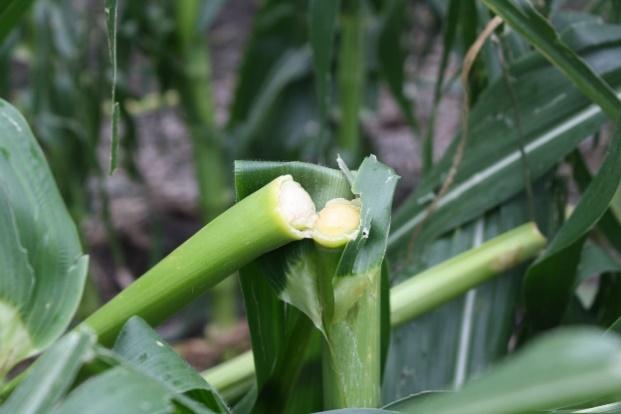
left=384, top=16, right=621, bottom=399
left=394, top=328, right=621, bottom=414
left=0, top=99, right=88, bottom=377
left=0, top=331, right=95, bottom=414
left=112, top=317, right=231, bottom=413
left=1, top=318, right=229, bottom=414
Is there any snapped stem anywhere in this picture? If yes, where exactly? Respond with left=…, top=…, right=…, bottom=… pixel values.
left=82, top=176, right=315, bottom=345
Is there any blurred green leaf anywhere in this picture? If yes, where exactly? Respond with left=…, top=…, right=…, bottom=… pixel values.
left=0, top=0, right=36, bottom=43
left=0, top=330, right=96, bottom=414
left=389, top=19, right=621, bottom=251
left=481, top=0, right=621, bottom=119
left=0, top=99, right=88, bottom=377
left=397, top=328, right=621, bottom=414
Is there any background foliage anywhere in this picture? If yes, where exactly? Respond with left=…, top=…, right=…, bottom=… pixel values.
left=1, top=0, right=621, bottom=413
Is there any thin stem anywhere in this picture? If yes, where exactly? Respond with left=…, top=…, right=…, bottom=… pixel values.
left=391, top=223, right=545, bottom=326
left=200, top=222, right=547, bottom=400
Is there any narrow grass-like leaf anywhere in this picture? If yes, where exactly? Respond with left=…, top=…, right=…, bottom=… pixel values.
left=105, top=0, right=119, bottom=174
left=0, top=99, right=88, bottom=376
left=396, top=328, right=621, bottom=414
left=524, top=123, right=621, bottom=328
left=481, top=0, right=621, bottom=119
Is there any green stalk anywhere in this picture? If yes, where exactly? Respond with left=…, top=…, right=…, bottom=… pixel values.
left=174, top=0, right=235, bottom=338
left=337, top=0, right=366, bottom=163
left=201, top=222, right=546, bottom=400
left=323, top=269, right=381, bottom=408
left=174, top=1, right=228, bottom=221
left=82, top=176, right=316, bottom=345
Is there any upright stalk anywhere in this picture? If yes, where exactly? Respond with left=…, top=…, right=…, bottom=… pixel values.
left=323, top=271, right=381, bottom=408
left=201, top=222, right=547, bottom=401
left=174, top=0, right=228, bottom=220
left=82, top=176, right=317, bottom=345
left=314, top=198, right=381, bottom=408
left=174, top=0, right=235, bottom=337
left=338, top=0, right=366, bottom=163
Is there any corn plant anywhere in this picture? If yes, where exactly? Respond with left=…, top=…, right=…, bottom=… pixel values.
left=2, top=0, right=621, bottom=413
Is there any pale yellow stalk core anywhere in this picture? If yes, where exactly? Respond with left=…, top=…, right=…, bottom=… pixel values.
left=312, top=198, right=361, bottom=248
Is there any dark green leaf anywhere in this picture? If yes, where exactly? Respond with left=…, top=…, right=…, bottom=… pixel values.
left=481, top=0, right=621, bottom=119
left=0, top=0, right=37, bottom=43
left=525, top=123, right=621, bottom=328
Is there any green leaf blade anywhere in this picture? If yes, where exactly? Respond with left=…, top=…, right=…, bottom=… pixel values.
left=0, top=99, right=88, bottom=375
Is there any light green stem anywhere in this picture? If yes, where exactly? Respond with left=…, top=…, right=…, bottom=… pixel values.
left=390, top=223, right=546, bottom=326
left=200, top=222, right=546, bottom=400
left=82, top=177, right=308, bottom=345
left=323, top=267, right=381, bottom=408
